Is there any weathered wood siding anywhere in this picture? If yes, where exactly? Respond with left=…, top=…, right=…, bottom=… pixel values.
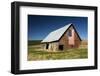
left=74, top=30, right=81, bottom=48
left=59, top=26, right=81, bottom=49
left=42, top=42, right=59, bottom=51
left=48, top=42, right=59, bottom=51
left=59, top=31, right=69, bottom=49
left=68, top=27, right=75, bottom=45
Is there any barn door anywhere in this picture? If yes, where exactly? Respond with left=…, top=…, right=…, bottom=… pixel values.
left=59, top=45, right=63, bottom=50
left=46, top=43, right=49, bottom=49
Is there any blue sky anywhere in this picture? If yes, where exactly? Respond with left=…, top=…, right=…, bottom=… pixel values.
left=28, top=15, right=88, bottom=40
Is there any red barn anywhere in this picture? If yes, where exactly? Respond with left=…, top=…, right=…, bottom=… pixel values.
left=41, top=23, right=81, bottom=51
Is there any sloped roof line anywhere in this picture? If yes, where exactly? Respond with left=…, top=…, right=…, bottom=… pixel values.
left=41, top=23, right=72, bottom=43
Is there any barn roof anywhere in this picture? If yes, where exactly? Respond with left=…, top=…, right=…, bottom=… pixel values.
left=41, top=23, right=72, bottom=43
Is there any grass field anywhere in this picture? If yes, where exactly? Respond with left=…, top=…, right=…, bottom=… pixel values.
left=28, top=40, right=88, bottom=61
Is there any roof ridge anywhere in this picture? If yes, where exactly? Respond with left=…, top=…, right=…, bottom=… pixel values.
left=50, top=23, right=72, bottom=33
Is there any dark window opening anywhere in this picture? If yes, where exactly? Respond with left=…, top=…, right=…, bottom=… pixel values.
left=46, top=43, right=49, bottom=49
left=59, top=45, right=64, bottom=50
left=67, top=30, right=72, bottom=37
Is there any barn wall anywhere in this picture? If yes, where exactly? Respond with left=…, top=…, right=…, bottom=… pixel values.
left=59, top=26, right=81, bottom=49
left=59, top=31, right=69, bottom=49
left=68, top=27, right=75, bottom=45
left=42, top=42, right=59, bottom=51
left=68, top=26, right=81, bottom=48
left=48, top=42, right=59, bottom=51
left=41, top=44, right=46, bottom=50
left=74, top=31, right=81, bottom=48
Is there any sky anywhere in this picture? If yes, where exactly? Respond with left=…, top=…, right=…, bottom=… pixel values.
left=28, top=15, right=88, bottom=40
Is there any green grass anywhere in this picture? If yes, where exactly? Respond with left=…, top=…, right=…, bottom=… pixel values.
left=28, top=45, right=88, bottom=61
left=28, top=40, right=42, bottom=45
